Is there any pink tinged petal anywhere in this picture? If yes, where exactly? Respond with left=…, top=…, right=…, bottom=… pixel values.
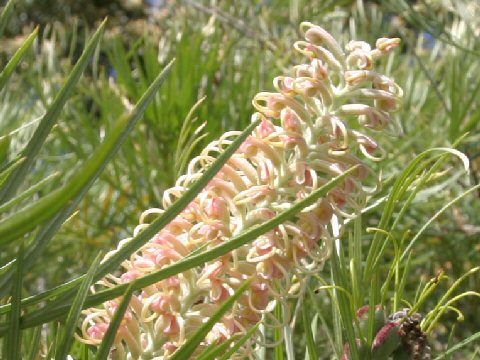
left=246, top=208, right=276, bottom=224
left=339, top=104, right=389, bottom=130
left=278, top=76, right=296, bottom=94
left=129, top=295, right=144, bottom=315
left=284, top=135, right=307, bottom=152
left=257, top=255, right=289, bottom=280
left=133, top=257, right=155, bottom=270
left=151, top=295, right=180, bottom=313
left=376, top=37, right=401, bottom=52
left=198, top=261, right=224, bottom=286
left=347, top=49, right=373, bottom=70
left=151, top=297, right=169, bottom=313
left=281, top=108, right=301, bottom=133
left=120, top=270, right=141, bottom=283
left=345, top=70, right=368, bottom=86
left=294, top=78, right=318, bottom=97
left=164, top=314, right=180, bottom=336
left=123, top=309, right=133, bottom=322
left=211, top=280, right=230, bottom=302
left=293, top=162, right=306, bottom=185
left=304, top=26, right=344, bottom=61
left=297, top=78, right=332, bottom=105
left=182, top=201, right=201, bottom=221
left=353, top=163, right=369, bottom=181
left=377, top=97, right=398, bottom=112
left=251, top=282, right=270, bottom=310
left=165, top=217, right=192, bottom=234
left=311, top=59, right=328, bottom=80
left=359, top=108, right=390, bottom=129
left=294, top=63, right=312, bottom=77
left=227, top=156, right=258, bottom=184
left=155, top=249, right=182, bottom=267
left=330, top=188, right=348, bottom=207
left=252, top=186, right=273, bottom=202
left=258, top=161, right=272, bottom=184
left=207, top=178, right=237, bottom=199
left=253, top=237, right=275, bottom=255
left=343, top=177, right=357, bottom=193
left=197, top=223, right=222, bottom=241
left=141, top=335, right=148, bottom=351
left=87, top=322, right=109, bottom=341
left=299, top=213, right=323, bottom=241
left=210, top=260, right=226, bottom=278
left=204, top=197, right=229, bottom=223
left=163, top=342, right=178, bottom=354
left=218, top=163, right=248, bottom=191
left=300, top=167, right=314, bottom=187
left=241, top=307, right=262, bottom=325
left=152, top=231, right=189, bottom=256
left=346, top=40, right=372, bottom=53
left=167, top=276, right=180, bottom=288
left=258, top=119, right=277, bottom=138
left=314, top=199, right=334, bottom=225
left=208, top=320, right=235, bottom=343
left=267, top=94, right=288, bottom=116
left=235, top=184, right=273, bottom=205
left=239, top=136, right=258, bottom=157
left=243, top=137, right=282, bottom=167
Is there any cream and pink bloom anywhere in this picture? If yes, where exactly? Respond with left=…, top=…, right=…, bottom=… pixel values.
left=80, top=22, right=402, bottom=359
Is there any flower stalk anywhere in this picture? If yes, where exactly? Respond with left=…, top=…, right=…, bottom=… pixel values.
left=80, top=22, right=402, bottom=359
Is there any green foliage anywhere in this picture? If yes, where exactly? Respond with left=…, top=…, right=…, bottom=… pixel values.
left=0, top=0, right=478, bottom=359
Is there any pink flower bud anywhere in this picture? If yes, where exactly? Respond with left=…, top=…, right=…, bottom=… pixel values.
left=87, top=322, right=109, bottom=341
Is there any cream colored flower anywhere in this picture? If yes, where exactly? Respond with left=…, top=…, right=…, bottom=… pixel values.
left=80, top=22, right=402, bottom=359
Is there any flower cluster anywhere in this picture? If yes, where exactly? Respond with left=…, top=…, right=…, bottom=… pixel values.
left=80, top=22, right=402, bottom=359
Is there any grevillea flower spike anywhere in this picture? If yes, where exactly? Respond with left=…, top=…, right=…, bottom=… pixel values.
left=80, top=22, right=402, bottom=359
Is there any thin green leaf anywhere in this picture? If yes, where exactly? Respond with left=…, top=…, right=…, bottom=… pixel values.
left=401, top=183, right=480, bottom=260
left=0, top=157, right=25, bottom=186
left=170, top=279, right=252, bottom=360
left=26, top=326, right=41, bottom=360
left=0, top=171, right=60, bottom=214
left=54, top=253, right=102, bottom=360
left=0, top=0, right=16, bottom=38
left=0, top=18, right=107, bottom=204
left=94, top=285, right=134, bottom=360
left=433, top=331, right=480, bottom=360
left=196, top=334, right=241, bottom=360
left=0, top=135, right=10, bottom=164
left=0, top=27, right=38, bottom=91
left=274, top=303, right=285, bottom=360
left=302, top=304, right=318, bottom=360
left=331, top=247, right=358, bottom=360
left=174, top=96, right=207, bottom=178
left=177, top=131, right=209, bottom=180
left=6, top=241, right=24, bottom=360
left=446, top=324, right=456, bottom=360
left=307, top=287, right=337, bottom=357
left=364, top=147, right=468, bottom=278
left=0, top=58, right=175, bottom=246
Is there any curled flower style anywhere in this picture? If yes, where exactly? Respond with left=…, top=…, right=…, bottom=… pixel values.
left=80, top=22, right=402, bottom=359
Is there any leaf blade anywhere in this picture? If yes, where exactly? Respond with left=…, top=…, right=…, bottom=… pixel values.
left=0, top=18, right=107, bottom=203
